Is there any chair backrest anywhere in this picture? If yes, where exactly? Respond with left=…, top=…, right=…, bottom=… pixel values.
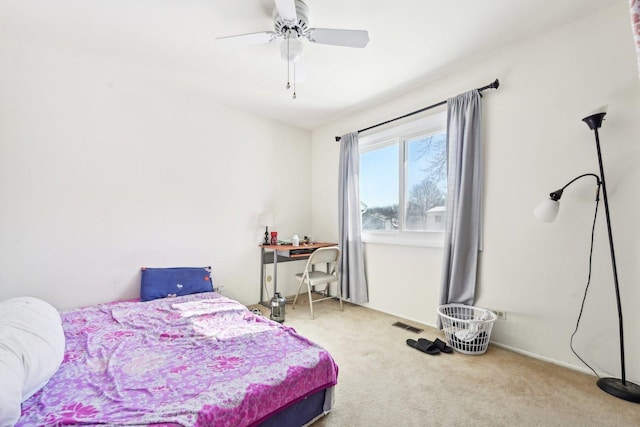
left=306, top=246, right=340, bottom=269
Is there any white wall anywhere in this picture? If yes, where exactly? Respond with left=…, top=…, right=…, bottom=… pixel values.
left=312, top=2, right=640, bottom=381
left=0, top=36, right=312, bottom=309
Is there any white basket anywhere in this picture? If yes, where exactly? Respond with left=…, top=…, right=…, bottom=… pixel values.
left=437, top=304, right=497, bottom=355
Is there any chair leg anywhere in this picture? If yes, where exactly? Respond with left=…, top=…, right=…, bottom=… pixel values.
left=292, top=275, right=306, bottom=309
left=307, top=281, right=315, bottom=319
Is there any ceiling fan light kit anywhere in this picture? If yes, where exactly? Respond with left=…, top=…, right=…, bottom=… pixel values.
left=280, top=33, right=304, bottom=63
left=216, top=0, right=369, bottom=99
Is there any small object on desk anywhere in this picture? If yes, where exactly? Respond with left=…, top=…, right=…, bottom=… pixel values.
left=292, top=234, right=299, bottom=246
left=259, top=211, right=274, bottom=245
left=270, top=231, right=278, bottom=245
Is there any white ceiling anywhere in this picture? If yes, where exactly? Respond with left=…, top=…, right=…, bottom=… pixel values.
left=0, top=0, right=619, bottom=130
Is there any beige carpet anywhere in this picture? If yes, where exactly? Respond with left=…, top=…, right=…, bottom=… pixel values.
left=250, top=295, right=640, bottom=427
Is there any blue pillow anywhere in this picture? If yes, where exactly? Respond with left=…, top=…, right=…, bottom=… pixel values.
left=140, top=266, right=213, bottom=302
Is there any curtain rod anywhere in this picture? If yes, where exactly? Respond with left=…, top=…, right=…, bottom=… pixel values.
left=335, top=78, right=500, bottom=142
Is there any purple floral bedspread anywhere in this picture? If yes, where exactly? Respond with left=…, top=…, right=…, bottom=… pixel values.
left=17, top=292, right=338, bottom=426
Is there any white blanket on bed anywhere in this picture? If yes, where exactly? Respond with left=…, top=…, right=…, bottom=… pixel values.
left=0, top=297, right=65, bottom=426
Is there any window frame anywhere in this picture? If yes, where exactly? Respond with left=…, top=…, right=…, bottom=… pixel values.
left=359, top=110, right=447, bottom=248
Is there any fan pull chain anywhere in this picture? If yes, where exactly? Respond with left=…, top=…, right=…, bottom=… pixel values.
left=285, top=34, right=291, bottom=90
left=292, top=63, right=297, bottom=99
left=283, top=30, right=297, bottom=99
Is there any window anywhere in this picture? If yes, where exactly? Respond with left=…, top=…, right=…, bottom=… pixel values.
left=359, top=111, right=447, bottom=247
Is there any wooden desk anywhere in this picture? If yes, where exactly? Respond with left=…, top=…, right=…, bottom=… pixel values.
left=259, top=242, right=337, bottom=306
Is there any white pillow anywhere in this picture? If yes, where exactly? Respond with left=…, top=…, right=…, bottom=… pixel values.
left=0, top=297, right=65, bottom=426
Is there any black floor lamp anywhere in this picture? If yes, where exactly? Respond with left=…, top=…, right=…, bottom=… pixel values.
left=534, top=110, right=640, bottom=403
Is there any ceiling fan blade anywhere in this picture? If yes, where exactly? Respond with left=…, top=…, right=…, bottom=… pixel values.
left=306, top=28, right=369, bottom=48
left=215, top=31, right=277, bottom=49
left=274, top=0, right=297, bottom=23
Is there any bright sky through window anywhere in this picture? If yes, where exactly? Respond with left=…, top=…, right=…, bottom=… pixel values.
left=359, top=110, right=447, bottom=238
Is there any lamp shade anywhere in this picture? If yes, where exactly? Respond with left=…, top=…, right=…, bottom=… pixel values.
left=534, top=198, right=560, bottom=223
left=259, top=211, right=274, bottom=226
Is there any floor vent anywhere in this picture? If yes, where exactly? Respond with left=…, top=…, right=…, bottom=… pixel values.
left=392, top=321, right=423, bottom=334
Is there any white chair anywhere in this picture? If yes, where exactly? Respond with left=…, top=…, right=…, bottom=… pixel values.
left=291, top=246, right=343, bottom=318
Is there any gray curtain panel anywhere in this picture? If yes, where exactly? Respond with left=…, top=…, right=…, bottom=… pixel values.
left=439, top=89, right=483, bottom=308
left=338, top=131, right=369, bottom=303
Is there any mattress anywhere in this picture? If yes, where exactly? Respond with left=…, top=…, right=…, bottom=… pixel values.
left=16, top=292, right=338, bottom=426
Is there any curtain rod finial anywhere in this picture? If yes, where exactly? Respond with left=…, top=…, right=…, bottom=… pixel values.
left=335, top=136, right=341, bottom=142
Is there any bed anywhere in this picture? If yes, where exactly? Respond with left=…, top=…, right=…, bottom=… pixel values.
left=8, top=290, right=338, bottom=426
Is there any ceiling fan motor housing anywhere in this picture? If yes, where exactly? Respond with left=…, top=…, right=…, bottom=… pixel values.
left=273, top=0, right=310, bottom=38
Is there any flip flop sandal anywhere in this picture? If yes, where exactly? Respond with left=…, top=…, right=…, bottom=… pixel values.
left=407, top=338, right=440, bottom=355
left=432, top=338, right=454, bottom=353
left=417, top=338, right=451, bottom=354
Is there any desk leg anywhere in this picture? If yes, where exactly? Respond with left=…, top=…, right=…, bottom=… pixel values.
left=273, top=252, right=278, bottom=295
left=260, top=248, right=265, bottom=304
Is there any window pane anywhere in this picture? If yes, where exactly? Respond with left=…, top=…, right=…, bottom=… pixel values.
left=405, top=133, right=447, bottom=231
left=360, top=144, right=399, bottom=231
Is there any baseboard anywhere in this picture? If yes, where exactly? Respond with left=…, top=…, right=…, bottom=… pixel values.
left=488, top=340, right=609, bottom=378
left=352, top=302, right=608, bottom=379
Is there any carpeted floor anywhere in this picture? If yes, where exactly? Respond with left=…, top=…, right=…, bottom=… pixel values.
left=250, top=295, right=640, bottom=427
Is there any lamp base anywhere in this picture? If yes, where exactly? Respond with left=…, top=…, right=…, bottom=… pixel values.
left=597, top=377, right=640, bottom=403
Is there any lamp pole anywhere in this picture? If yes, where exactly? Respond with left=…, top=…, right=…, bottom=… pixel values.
left=582, top=112, right=640, bottom=402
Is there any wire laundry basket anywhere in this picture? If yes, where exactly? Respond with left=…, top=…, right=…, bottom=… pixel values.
left=437, top=304, right=497, bottom=355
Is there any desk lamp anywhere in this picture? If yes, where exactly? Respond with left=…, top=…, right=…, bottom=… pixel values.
left=534, top=108, right=640, bottom=403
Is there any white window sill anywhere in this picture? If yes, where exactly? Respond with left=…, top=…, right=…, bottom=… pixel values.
left=362, top=231, right=444, bottom=248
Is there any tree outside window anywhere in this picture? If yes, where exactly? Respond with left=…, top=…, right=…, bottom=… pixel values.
left=405, top=133, right=446, bottom=231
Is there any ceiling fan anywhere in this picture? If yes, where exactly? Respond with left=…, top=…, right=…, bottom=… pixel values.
left=215, top=0, right=369, bottom=98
